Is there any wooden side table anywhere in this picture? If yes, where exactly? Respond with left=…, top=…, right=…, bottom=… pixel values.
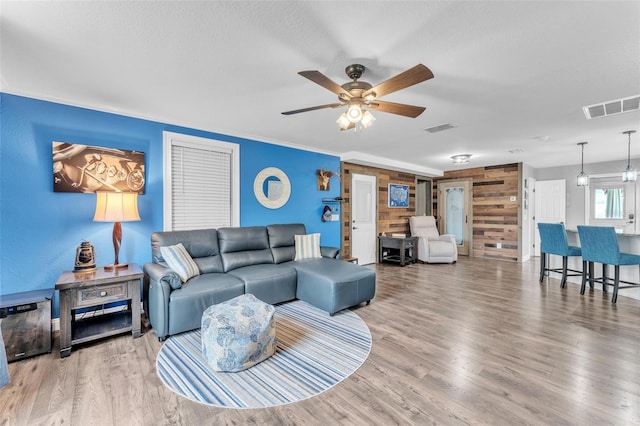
left=378, top=236, right=418, bottom=266
left=55, top=264, right=143, bottom=357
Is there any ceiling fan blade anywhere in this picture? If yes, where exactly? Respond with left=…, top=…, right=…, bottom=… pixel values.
left=299, top=71, right=352, bottom=100
left=281, top=103, right=344, bottom=115
left=368, top=100, right=426, bottom=118
left=363, top=64, right=434, bottom=99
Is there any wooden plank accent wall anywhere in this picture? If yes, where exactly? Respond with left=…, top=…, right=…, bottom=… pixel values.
left=433, top=163, right=521, bottom=261
left=341, top=162, right=416, bottom=258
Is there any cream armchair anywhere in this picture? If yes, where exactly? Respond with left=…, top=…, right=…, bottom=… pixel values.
left=409, top=216, right=458, bottom=264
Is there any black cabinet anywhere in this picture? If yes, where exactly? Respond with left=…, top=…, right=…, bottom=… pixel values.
left=378, top=236, right=418, bottom=266
left=0, top=289, right=53, bottom=362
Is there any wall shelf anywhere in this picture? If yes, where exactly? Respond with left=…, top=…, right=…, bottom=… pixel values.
left=322, top=197, right=343, bottom=203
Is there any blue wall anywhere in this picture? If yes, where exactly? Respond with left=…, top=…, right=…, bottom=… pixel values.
left=0, top=93, right=341, bottom=316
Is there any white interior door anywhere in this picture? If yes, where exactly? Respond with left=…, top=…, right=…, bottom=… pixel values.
left=351, top=173, right=377, bottom=265
left=534, top=179, right=566, bottom=256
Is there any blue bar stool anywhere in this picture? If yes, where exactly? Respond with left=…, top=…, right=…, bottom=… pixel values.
left=576, top=225, right=640, bottom=303
left=538, top=223, right=582, bottom=288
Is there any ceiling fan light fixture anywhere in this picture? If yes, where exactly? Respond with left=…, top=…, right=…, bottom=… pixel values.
left=361, top=110, right=375, bottom=128
left=336, top=113, right=351, bottom=130
left=346, top=104, right=363, bottom=123
left=283, top=63, right=434, bottom=131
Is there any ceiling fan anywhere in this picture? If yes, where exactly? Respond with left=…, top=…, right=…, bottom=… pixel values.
left=282, top=63, right=434, bottom=130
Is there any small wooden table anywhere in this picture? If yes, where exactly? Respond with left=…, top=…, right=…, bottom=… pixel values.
left=55, top=264, right=143, bottom=357
left=378, top=236, right=418, bottom=266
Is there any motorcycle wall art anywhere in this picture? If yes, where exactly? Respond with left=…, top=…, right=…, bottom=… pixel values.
left=52, top=142, right=145, bottom=194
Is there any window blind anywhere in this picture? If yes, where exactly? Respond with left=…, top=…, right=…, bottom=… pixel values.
left=170, top=143, right=232, bottom=231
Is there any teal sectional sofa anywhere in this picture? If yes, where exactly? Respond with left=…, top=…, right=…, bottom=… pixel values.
left=143, top=223, right=376, bottom=340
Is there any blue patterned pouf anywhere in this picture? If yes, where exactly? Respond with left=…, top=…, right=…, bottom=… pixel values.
left=201, top=294, right=277, bottom=372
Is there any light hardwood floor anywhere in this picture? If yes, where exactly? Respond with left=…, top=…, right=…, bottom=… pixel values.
left=2, top=257, right=639, bottom=425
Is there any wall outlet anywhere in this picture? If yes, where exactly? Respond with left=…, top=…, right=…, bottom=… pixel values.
left=496, top=243, right=502, bottom=249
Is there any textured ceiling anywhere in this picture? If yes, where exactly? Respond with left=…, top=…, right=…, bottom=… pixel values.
left=2, top=1, right=639, bottom=175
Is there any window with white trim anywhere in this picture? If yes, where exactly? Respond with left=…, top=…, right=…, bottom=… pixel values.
left=163, top=132, right=240, bottom=231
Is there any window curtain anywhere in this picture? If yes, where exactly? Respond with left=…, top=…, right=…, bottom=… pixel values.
left=605, top=188, right=623, bottom=218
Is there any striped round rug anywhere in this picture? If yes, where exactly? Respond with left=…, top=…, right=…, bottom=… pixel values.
left=156, top=300, right=372, bottom=408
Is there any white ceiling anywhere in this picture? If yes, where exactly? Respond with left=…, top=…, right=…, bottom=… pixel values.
left=2, top=1, right=639, bottom=175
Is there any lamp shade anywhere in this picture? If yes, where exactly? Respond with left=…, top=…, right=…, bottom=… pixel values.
left=361, top=110, right=376, bottom=128
left=93, top=192, right=141, bottom=222
left=336, top=112, right=351, bottom=130
left=346, top=104, right=363, bottom=123
left=622, top=166, right=637, bottom=183
left=577, top=171, right=589, bottom=186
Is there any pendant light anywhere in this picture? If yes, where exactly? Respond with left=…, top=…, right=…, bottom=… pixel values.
left=576, top=142, right=589, bottom=186
left=622, top=130, right=637, bottom=182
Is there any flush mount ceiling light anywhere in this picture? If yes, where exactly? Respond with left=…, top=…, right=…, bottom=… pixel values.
left=576, top=142, right=589, bottom=187
left=622, top=130, right=637, bottom=182
left=451, top=154, right=471, bottom=164
left=283, top=63, right=434, bottom=131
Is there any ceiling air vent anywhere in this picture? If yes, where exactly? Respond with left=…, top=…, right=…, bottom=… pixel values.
left=583, top=95, right=640, bottom=119
left=425, top=123, right=456, bottom=133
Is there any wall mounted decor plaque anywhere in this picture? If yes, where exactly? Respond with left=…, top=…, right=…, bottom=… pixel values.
left=388, top=183, right=409, bottom=208
left=52, top=142, right=145, bottom=194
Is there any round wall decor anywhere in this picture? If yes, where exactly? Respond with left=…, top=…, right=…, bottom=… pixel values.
left=253, top=167, right=291, bottom=209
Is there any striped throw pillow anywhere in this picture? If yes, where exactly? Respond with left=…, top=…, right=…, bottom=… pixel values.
left=294, top=233, right=321, bottom=261
left=160, top=243, right=200, bottom=283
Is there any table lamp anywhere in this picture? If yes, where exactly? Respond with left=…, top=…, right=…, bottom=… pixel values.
left=93, top=191, right=141, bottom=271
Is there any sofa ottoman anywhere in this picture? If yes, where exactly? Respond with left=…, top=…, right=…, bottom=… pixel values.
left=201, top=294, right=277, bottom=372
left=293, top=258, right=376, bottom=315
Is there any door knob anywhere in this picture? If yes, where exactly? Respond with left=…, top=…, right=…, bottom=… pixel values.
left=353, top=226, right=359, bottom=230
